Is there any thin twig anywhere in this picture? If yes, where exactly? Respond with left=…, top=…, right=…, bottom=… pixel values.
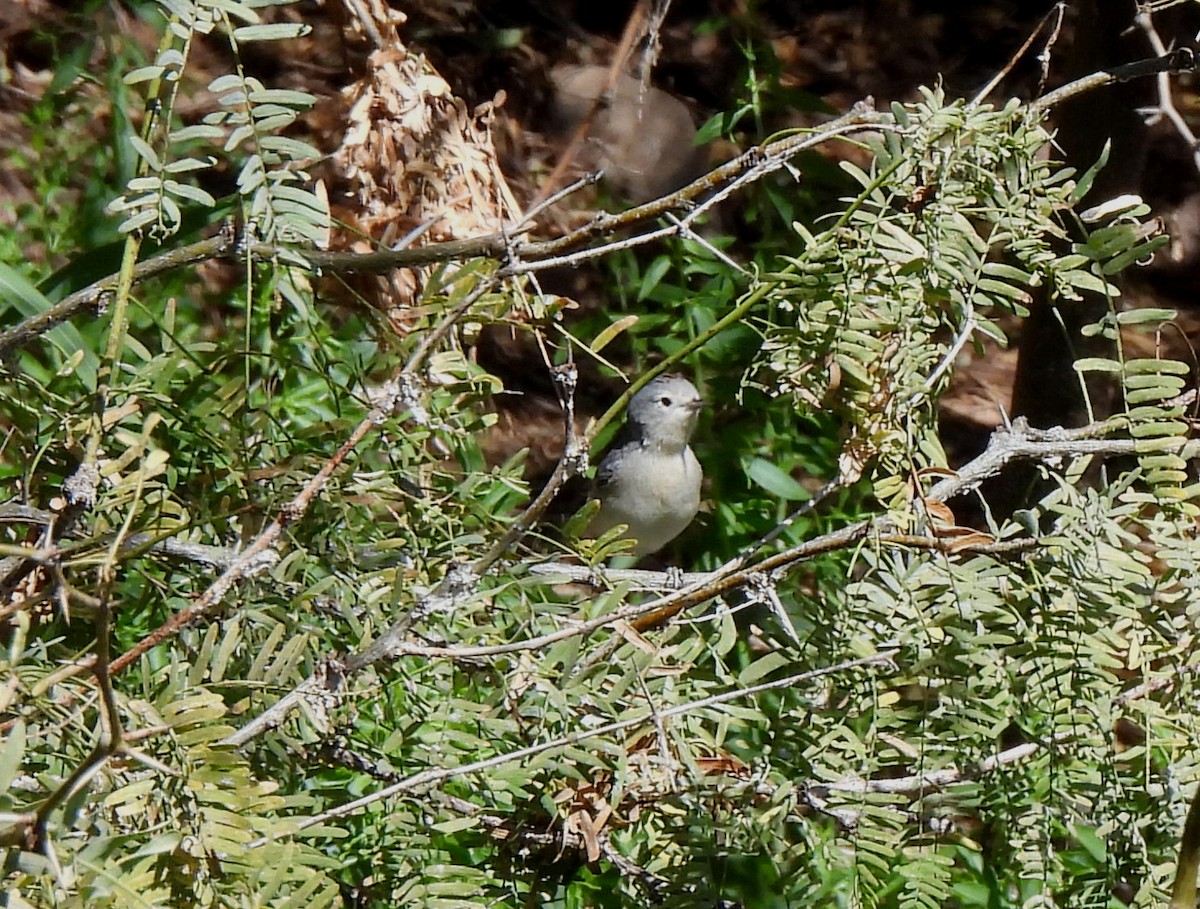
left=737, top=471, right=852, bottom=562
left=663, top=211, right=750, bottom=275
left=404, top=276, right=500, bottom=372
left=533, top=1, right=648, bottom=204
left=971, top=4, right=1066, bottom=106
left=918, top=299, right=976, bottom=398
left=341, top=0, right=386, bottom=50
left=472, top=363, right=586, bottom=573
left=0, top=226, right=238, bottom=361
left=1030, top=47, right=1196, bottom=114
left=515, top=171, right=605, bottom=231
left=1133, top=9, right=1200, bottom=175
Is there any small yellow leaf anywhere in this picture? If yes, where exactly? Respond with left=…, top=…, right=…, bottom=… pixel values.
left=590, top=315, right=639, bottom=353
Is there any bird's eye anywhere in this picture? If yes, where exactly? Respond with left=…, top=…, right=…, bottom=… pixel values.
left=659, top=396, right=672, bottom=406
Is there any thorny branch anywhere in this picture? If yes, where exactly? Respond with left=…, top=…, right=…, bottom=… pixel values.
left=247, top=651, right=899, bottom=847
left=923, top=415, right=1152, bottom=502
left=970, top=2, right=1065, bottom=107
left=1029, top=46, right=1196, bottom=114
left=1134, top=8, right=1200, bottom=176
left=1, top=405, right=1167, bottom=747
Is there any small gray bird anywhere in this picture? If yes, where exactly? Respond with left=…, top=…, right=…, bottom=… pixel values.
left=587, top=375, right=704, bottom=556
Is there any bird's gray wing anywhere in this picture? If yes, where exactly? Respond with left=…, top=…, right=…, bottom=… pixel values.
left=537, top=423, right=640, bottom=528
left=594, top=438, right=641, bottom=490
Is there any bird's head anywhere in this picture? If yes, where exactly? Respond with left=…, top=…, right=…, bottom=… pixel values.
left=626, top=374, right=703, bottom=449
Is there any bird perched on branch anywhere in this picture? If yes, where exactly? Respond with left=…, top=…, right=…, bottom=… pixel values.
left=587, top=375, right=704, bottom=556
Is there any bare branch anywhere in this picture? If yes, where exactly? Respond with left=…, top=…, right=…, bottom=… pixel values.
left=1133, top=8, right=1200, bottom=176
left=971, top=3, right=1066, bottom=107
left=924, top=416, right=1149, bottom=503
left=1030, top=47, right=1197, bottom=114
left=818, top=733, right=1071, bottom=798
left=3, top=50, right=1189, bottom=365
left=0, top=226, right=238, bottom=361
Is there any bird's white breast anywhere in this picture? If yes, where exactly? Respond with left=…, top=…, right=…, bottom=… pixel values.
left=589, top=444, right=701, bottom=555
